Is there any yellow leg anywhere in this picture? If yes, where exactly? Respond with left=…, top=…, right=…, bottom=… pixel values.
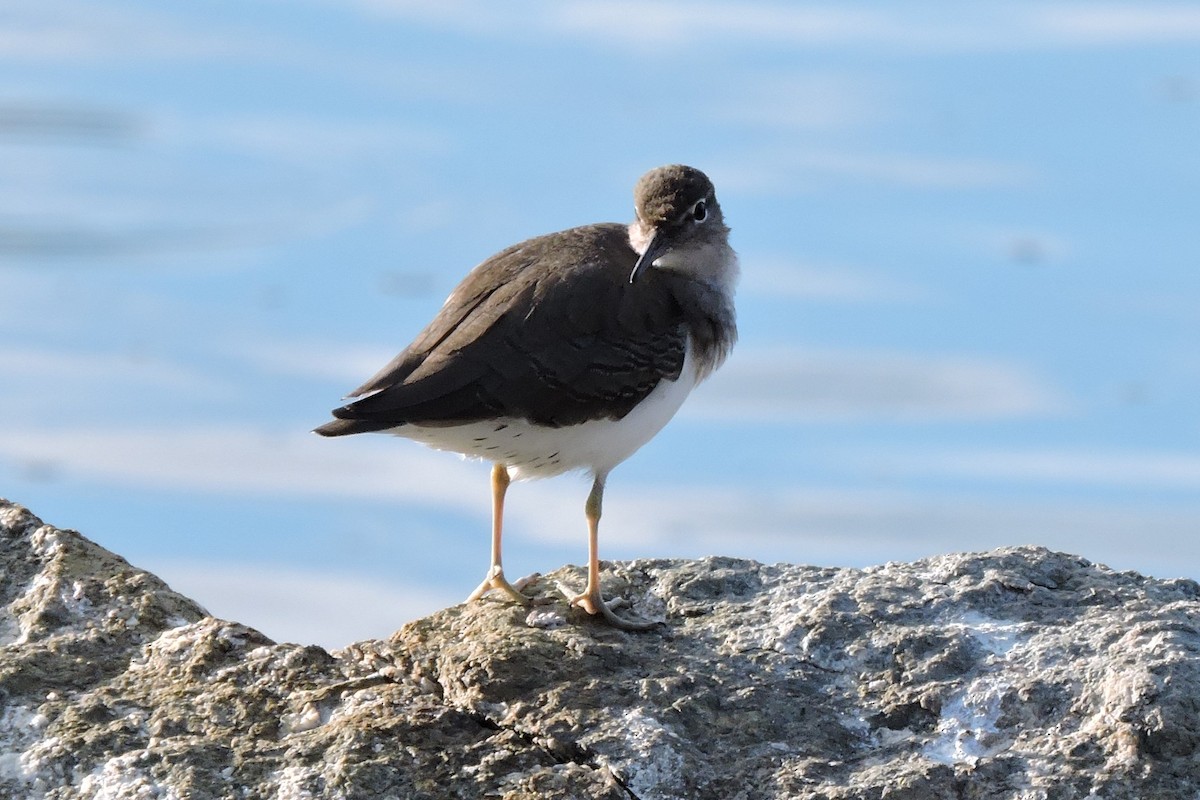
left=560, top=472, right=657, bottom=631
left=466, top=463, right=532, bottom=605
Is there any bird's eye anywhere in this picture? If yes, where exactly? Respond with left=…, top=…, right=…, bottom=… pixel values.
left=691, top=199, right=707, bottom=222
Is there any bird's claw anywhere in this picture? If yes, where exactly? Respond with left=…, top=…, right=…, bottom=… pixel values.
left=466, top=566, right=534, bottom=606
left=555, top=580, right=660, bottom=631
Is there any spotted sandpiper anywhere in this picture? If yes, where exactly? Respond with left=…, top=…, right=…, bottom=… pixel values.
left=315, top=165, right=738, bottom=630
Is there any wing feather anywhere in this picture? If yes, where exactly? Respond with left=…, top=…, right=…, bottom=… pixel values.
left=320, top=223, right=688, bottom=435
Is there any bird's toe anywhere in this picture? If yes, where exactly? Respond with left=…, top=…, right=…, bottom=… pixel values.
left=466, top=567, right=534, bottom=606
left=556, top=581, right=660, bottom=631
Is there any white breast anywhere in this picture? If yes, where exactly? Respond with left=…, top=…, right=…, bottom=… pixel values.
left=394, top=342, right=702, bottom=480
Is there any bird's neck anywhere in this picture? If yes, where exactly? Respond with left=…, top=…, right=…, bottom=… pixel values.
left=676, top=264, right=738, bottom=383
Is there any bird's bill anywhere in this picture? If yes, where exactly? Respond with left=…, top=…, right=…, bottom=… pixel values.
left=629, top=229, right=669, bottom=284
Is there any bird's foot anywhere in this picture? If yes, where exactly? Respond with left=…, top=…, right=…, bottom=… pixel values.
left=555, top=581, right=660, bottom=631
left=466, top=566, right=534, bottom=605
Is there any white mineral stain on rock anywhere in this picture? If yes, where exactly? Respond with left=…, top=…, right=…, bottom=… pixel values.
left=726, top=581, right=833, bottom=658
left=616, top=707, right=685, bottom=799
left=943, top=611, right=1031, bottom=658
left=78, top=751, right=182, bottom=800
left=270, top=764, right=322, bottom=800
left=66, top=580, right=93, bottom=614
left=0, top=706, right=40, bottom=786
left=922, top=612, right=1031, bottom=765
left=923, top=675, right=1013, bottom=765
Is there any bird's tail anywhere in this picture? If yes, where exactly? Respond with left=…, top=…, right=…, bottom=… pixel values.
left=312, top=418, right=399, bottom=437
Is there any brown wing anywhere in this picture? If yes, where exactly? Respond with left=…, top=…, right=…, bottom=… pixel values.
left=315, top=223, right=688, bottom=436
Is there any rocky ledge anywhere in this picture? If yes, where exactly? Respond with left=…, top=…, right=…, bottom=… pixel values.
left=2, top=498, right=1199, bottom=799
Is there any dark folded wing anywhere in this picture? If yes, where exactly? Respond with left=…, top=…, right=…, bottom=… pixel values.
left=318, top=223, right=688, bottom=434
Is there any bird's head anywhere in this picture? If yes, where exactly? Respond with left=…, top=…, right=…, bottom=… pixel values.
left=627, top=164, right=734, bottom=289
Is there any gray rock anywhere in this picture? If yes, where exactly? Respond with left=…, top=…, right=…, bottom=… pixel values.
left=2, top=497, right=1199, bottom=800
